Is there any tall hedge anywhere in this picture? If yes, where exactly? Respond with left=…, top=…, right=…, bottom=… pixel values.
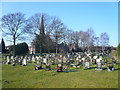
left=9, top=42, right=29, bottom=55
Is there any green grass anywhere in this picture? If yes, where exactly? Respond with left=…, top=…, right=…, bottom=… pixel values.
left=2, top=62, right=119, bottom=88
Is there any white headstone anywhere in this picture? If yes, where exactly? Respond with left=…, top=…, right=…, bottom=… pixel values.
left=78, top=55, right=81, bottom=58
left=68, top=54, right=70, bottom=58
left=96, top=58, right=100, bottom=63
left=36, top=56, right=39, bottom=60
left=82, top=58, right=85, bottom=61
left=76, top=57, right=79, bottom=61
left=23, top=58, right=27, bottom=65
left=97, top=62, right=102, bottom=69
left=7, top=56, right=9, bottom=60
left=21, top=56, right=23, bottom=60
left=87, top=54, right=90, bottom=57
left=93, top=56, right=97, bottom=59
left=32, top=56, right=36, bottom=62
left=99, top=56, right=102, bottom=60
left=6, top=59, right=10, bottom=64
left=6, top=56, right=10, bottom=64
left=85, top=62, right=90, bottom=68
left=43, top=58, right=47, bottom=64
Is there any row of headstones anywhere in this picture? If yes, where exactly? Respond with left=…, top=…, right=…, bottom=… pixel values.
left=57, top=52, right=115, bottom=72
left=2, top=55, right=57, bottom=66
left=34, top=61, right=115, bottom=72
left=33, top=52, right=115, bottom=72
left=2, top=54, right=100, bottom=66
left=2, top=53, right=114, bottom=66
left=2, top=52, right=116, bottom=72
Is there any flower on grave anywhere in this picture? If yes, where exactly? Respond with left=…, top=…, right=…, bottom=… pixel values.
left=56, top=67, right=60, bottom=69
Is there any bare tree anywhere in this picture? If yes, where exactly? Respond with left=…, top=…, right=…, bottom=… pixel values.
left=100, top=32, right=109, bottom=53
left=61, top=28, right=69, bottom=46
left=45, top=17, right=57, bottom=54
left=0, top=12, right=26, bottom=58
left=50, top=17, right=66, bottom=54
left=65, top=30, right=79, bottom=51
left=79, top=31, right=88, bottom=52
left=66, top=30, right=74, bottom=45
left=84, top=28, right=95, bottom=52
left=70, top=31, right=80, bottom=49
left=25, top=13, right=51, bottom=55
left=94, top=37, right=99, bottom=52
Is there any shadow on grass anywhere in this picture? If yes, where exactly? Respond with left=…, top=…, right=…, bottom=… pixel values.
left=88, top=67, right=108, bottom=70
left=62, top=70, right=77, bottom=73
left=89, top=67, right=97, bottom=69
left=103, top=68, right=108, bottom=70
left=114, top=68, right=120, bottom=71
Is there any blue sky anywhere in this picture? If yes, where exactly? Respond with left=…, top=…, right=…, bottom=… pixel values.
left=1, top=2, right=118, bottom=46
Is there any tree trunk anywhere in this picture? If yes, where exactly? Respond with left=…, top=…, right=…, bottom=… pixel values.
left=40, top=42, right=42, bottom=56
left=48, top=42, right=50, bottom=54
left=48, top=37, right=50, bottom=54
left=102, top=46, right=104, bottom=53
left=56, top=46, right=58, bottom=54
left=56, top=43, right=58, bottom=54
left=55, top=39, right=58, bottom=54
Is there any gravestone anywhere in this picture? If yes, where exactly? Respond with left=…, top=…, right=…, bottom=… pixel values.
left=34, top=64, right=42, bottom=70
left=6, top=56, right=10, bottom=64
left=63, top=56, right=67, bottom=63
left=66, top=60, right=70, bottom=65
left=45, top=63, right=51, bottom=70
left=92, top=58, right=96, bottom=64
left=84, top=57, right=90, bottom=69
left=56, top=63, right=63, bottom=72
left=107, top=63, right=114, bottom=72
left=84, top=62, right=90, bottom=69
left=20, top=56, right=23, bottom=61
left=22, top=57, right=27, bottom=66
left=32, top=56, right=36, bottom=63
left=50, top=60, right=55, bottom=65
left=78, top=60, right=82, bottom=66
left=99, top=56, right=102, bottom=61
left=104, top=58, right=108, bottom=63
left=67, top=54, right=70, bottom=58
left=97, top=62, right=102, bottom=70
left=76, top=57, right=79, bottom=61
left=36, top=61, right=43, bottom=70
left=78, top=55, right=81, bottom=59
left=14, top=56, right=18, bottom=61
left=35, top=59, right=43, bottom=70
left=82, top=57, right=85, bottom=64
left=43, top=58, right=48, bottom=64
left=70, top=58, right=74, bottom=63
left=101, top=60, right=105, bottom=66
left=11, top=56, right=14, bottom=60
left=18, top=57, right=22, bottom=65
left=72, top=64, right=76, bottom=68
left=96, top=57, right=100, bottom=63
left=58, top=58, right=62, bottom=63
left=36, top=56, right=39, bottom=61
left=88, top=55, right=92, bottom=65
left=93, top=55, right=98, bottom=60
left=87, top=53, right=90, bottom=57
left=112, top=58, right=116, bottom=64
left=3, top=56, right=6, bottom=60
left=11, top=59, right=16, bottom=66
left=95, top=57, right=103, bottom=70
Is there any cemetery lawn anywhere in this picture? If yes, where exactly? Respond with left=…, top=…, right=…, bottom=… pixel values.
left=2, top=63, right=119, bottom=88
